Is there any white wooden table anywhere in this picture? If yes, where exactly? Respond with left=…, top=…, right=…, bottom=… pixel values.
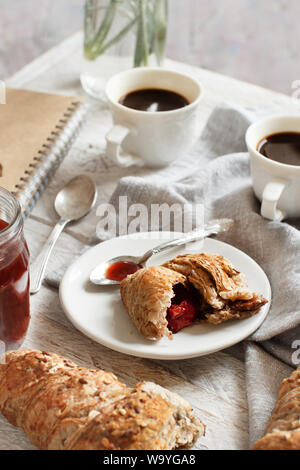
left=1, top=32, right=299, bottom=451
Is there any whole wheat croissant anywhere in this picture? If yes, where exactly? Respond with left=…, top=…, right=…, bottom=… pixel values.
left=0, top=350, right=205, bottom=450
left=252, top=366, right=300, bottom=450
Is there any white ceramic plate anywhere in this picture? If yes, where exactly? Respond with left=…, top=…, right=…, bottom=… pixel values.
left=60, top=232, right=271, bottom=360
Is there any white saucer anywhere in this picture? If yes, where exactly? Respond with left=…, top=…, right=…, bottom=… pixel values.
left=59, top=232, right=271, bottom=360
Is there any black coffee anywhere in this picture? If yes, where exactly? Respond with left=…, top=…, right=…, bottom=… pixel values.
left=119, top=88, right=189, bottom=112
left=257, top=132, right=300, bottom=166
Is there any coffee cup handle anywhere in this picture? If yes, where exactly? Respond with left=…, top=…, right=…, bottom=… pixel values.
left=106, top=124, right=144, bottom=168
left=261, top=178, right=288, bottom=221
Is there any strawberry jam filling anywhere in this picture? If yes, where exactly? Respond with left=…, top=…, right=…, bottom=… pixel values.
left=167, top=284, right=198, bottom=333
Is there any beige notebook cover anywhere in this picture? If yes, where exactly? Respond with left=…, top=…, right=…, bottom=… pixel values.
left=0, top=88, right=85, bottom=215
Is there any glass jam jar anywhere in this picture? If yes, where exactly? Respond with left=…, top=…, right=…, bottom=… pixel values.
left=0, top=187, right=30, bottom=350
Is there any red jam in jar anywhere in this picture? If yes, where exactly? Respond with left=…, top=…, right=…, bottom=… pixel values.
left=0, top=189, right=30, bottom=349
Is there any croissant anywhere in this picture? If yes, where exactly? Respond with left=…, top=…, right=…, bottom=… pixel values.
left=164, top=253, right=268, bottom=324
left=252, top=366, right=300, bottom=450
left=0, top=349, right=205, bottom=450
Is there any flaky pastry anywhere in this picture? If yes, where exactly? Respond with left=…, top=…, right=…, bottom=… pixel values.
left=120, top=265, right=187, bottom=340
left=253, top=366, right=300, bottom=450
left=164, top=253, right=267, bottom=324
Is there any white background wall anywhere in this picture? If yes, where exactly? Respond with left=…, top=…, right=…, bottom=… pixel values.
left=0, top=0, right=299, bottom=94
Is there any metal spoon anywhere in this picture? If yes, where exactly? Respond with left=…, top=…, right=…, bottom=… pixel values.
left=90, top=218, right=234, bottom=286
left=30, top=175, right=97, bottom=295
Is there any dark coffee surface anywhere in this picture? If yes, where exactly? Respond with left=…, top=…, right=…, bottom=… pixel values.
left=119, top=88, right=189, bottom=112
left=257, top=132, right=300, bottom=166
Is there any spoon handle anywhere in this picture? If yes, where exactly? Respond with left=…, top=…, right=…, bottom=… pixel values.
left=138, top=219, right=234, bottom=265
left=30, top=219, right=69, bottom=295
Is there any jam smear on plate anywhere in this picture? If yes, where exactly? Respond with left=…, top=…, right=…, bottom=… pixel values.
left=106, top=261, right=142, bottom=282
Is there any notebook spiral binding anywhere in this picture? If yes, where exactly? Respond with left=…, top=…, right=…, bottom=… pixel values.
left=13, top=101, right=88, bottom=217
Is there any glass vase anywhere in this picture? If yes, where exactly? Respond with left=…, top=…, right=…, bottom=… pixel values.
left=81, top=0, right=168, bottom=101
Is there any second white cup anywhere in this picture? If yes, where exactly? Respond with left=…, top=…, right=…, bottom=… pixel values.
left=246, top=115, right=300, bottom=221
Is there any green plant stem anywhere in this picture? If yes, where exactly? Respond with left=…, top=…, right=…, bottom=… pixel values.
left=134, top=0, right=149, bottom=67
left=153, top=0, right=167, bottom=65
left=84, top=0, right=167, bottom=66
left=145, top=0, right=155, bottom=55
left=85, top=0, right=119, bottom=60
left=97, top=16, right=138, bottom=55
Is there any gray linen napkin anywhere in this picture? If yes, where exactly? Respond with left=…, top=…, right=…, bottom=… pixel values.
left=46, top=103, right=300, bottom=448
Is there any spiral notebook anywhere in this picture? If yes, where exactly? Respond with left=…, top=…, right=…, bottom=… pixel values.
left=0, top=88, right=87, bottom=216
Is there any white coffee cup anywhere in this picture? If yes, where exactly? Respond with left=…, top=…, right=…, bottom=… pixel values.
left=246, top=115, right=300, bottom=221
left=105, top=67, right=203, bottom=168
